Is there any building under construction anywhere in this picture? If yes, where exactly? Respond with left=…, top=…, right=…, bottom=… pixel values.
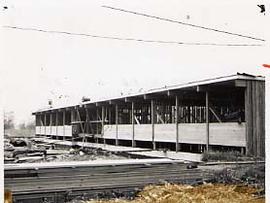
left=33, top=73, right=265, bottom=157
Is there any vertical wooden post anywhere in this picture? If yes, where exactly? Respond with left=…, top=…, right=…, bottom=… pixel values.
left=56, top=112, right=58, bottom=138
left=102, top=106, right=105, bottom=144
left=96, top=108, right=99, bottom=135
left=175, top=95, right=179, bottom=152
left=115, top=104, right=119, bottom=146
left=132, top=101, right=136, bottom=147
left=63, top=110, right=66, bottom=140
left=49, top=113, right=52, bottom=137
left=44, top=113, right=47, bottom=136
left=39, top=115, right=41, bottom=136
left=205, top=91, right=209, bottom=152
left=109, top=107, right=112, bottom=124
left=151, top=100, right=156, bottom=150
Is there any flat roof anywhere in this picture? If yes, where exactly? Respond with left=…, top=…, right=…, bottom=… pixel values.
left=33, top=73, right=264, bottom=114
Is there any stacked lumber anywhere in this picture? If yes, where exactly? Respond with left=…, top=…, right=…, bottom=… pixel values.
left=5, top=159, right=211, bottom=203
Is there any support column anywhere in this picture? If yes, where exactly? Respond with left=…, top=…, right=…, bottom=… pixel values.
left=96, top=108, right=99, bottom=135
left=151, top=100, right=156, bottom=150
left=39, top=115, right=41, bottom=136
left=63, top=110, right=66, bottom=140
left=132, top=101, right=136, bottom=147
left=102, top=106, right=105, bottom=144
left=115, top=104, right=119, bottom=146
left=205, top=91, right=209, bottom=152
left=175, top=95, right=179, bottom=152
left=44, top=114, right=47, bottom=136
left=50, top=113, right=52, bottom=137
left=56, top=112, right=59, bottom=139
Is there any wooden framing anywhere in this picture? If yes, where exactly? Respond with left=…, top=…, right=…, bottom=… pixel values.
left=33, top=74, right=265, bottom=157
left=245, top=80, right=265, bottom=157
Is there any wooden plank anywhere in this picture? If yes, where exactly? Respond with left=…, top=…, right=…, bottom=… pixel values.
left=205, top=91, right=209, bottom=151
left=104, top=123, right=245, bottom=147
left=175, top=95, right=179, bottom=151
left=44, top=114, right=47, bottom=135
left=209, top=123, right=246, bottom=146
left=256, top=81, right=265, bottom=157
left=64, top=126, right=72, bottom=137
left=155, top=124, right=176, bottom=142
left=35, top=126, right=41, bottom=135
left=151, top=100, right=156, bottom=150
left=104, top=125, right=116, bottom=139
left=134, top=124, right=152, bottom=141
left=102, top=106, right=105, bottom=138
left=132, top=102, right=136, bottom=147
left=63, top=110, right=66, bottom=138
left=56, top=112, right=59, bottom=138
left=115, top=104, right=119, bottom=145
left=118, top=125, right=133, bottom=140
left=251, top=81, right=257, bottom=156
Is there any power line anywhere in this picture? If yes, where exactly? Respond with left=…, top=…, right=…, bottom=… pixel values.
left=102, top=5, right=265, bottom=42
left=2, top=25, right=262, bottom=47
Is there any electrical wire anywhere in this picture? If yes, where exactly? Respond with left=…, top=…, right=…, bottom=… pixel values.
left=2, top=25, right=263, bottom=47
left=102, top=5, right=265, bottom=42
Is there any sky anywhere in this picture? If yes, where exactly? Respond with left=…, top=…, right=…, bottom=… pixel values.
left=0, top=0, right=269, bottom=126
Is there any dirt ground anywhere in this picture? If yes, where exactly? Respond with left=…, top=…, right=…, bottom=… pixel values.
left=76, top=183, right=264, bottom=203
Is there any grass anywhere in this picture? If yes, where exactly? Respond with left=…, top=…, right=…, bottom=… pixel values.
left=202, top=151, right=247, bottom=162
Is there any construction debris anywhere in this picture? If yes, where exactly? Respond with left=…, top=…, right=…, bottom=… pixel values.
left=4, top=137, right=127, bottom=164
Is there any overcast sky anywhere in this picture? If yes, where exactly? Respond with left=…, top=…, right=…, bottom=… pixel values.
left=0, top=0, right=269, bottom=125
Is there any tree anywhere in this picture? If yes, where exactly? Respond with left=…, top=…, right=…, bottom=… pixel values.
left=4, top=111, right=14, bottom=130
left=26, top=121, right=35, bottom=130
left=18, top=123, right=26, bottom=130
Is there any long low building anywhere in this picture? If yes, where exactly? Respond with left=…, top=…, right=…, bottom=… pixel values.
left=32, top=73, right=265, bottom=157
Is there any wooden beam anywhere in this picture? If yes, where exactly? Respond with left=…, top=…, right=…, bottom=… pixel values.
left=50, top=113, right=52, bottom=126
left=175, top=95, right=179, bottom=152
left=143, top=94, right=158, bottom=100
left=151, top=100, right=156, bottom=150
left=96, top=102, right=108, bottom=107
left=134, top=116, right=140, bottom=124
left=245, top=81, right=253, bottom=156
left=156, top=113, right=165, bottom=124
left=76, top=109, right=84, bottom=134
left=209, top=107, right=222, bottom=123
left=102, top=106, right=105, bottom=144
left=56, top=112, right=59, bottom=138
left=235, top=80, right=247, bottom=87
left=109, top=100, right=126, bottom=105
left=115, top=104, right=119, bottom=146
left=132, top=102, right=136, bottom=147
left=205, top=91, right=209, bottom=152
left=125, top=97, right=132, bottom=102
left=44, top=114, right=47, bottom=135
left=40, top=115, right=44, bottom=126
left=96, top=108, right=99, bottom=135
left=63, top=110, right=66, bottom=138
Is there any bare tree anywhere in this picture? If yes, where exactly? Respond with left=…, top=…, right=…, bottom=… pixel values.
left=4, top=111, right=15, bottom=130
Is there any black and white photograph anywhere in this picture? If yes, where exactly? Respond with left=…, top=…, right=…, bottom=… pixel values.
left=1, top=1, right=268, bottom=202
